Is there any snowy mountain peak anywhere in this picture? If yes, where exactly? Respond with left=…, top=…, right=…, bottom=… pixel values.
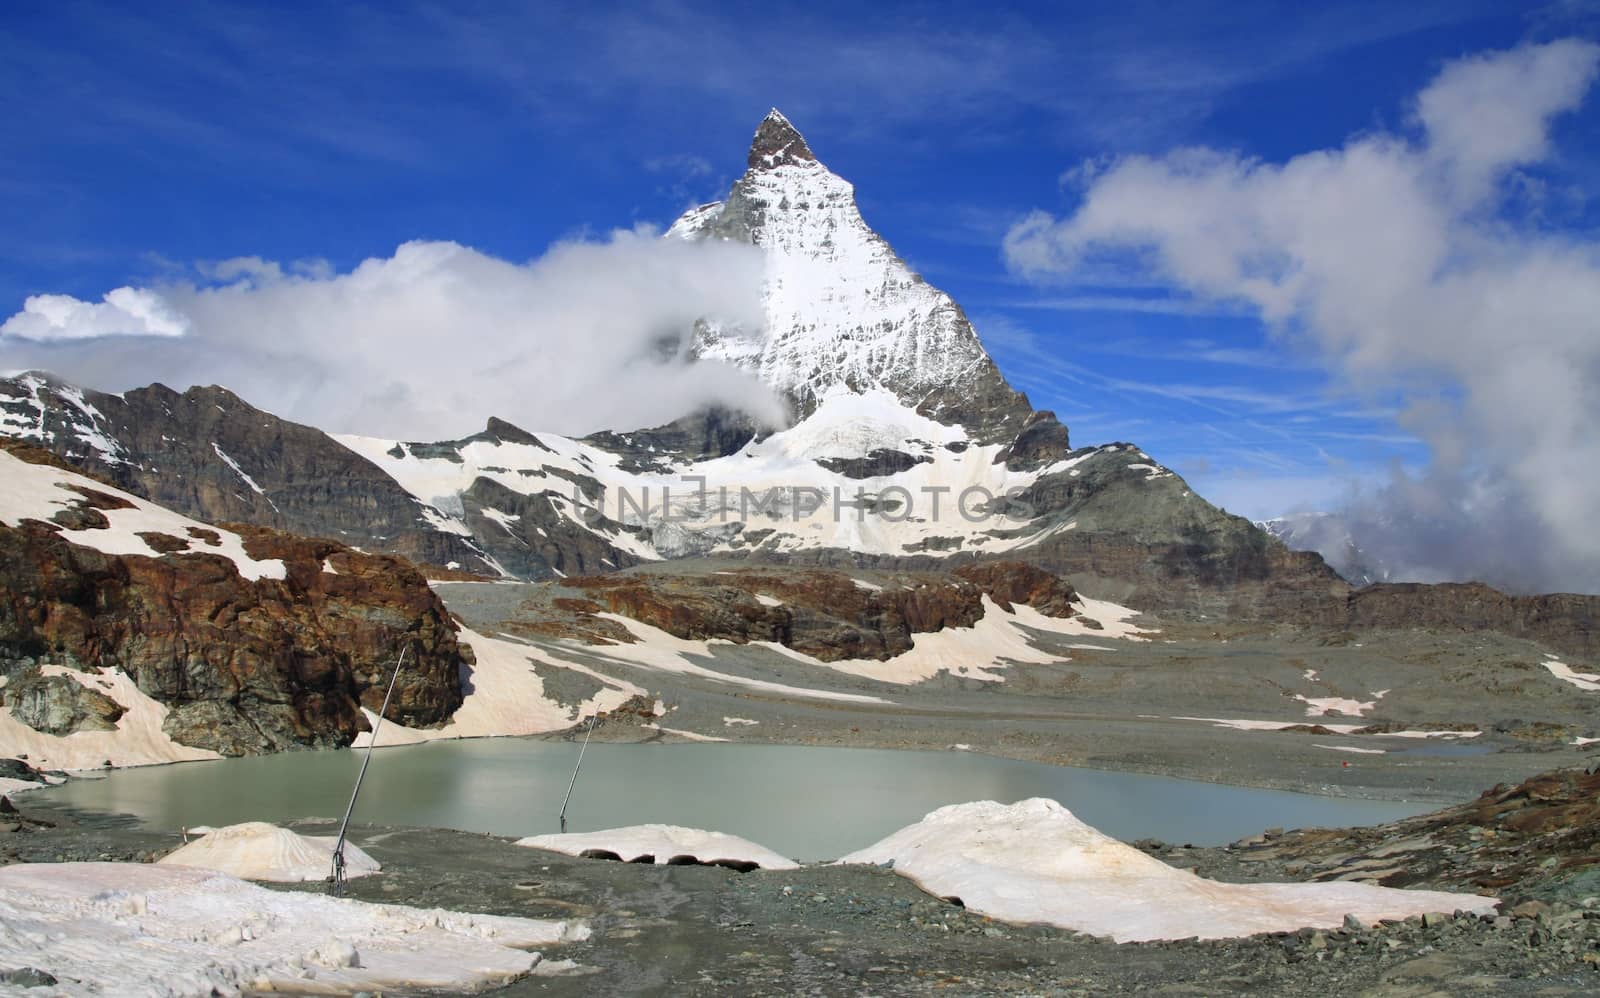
left=748, top=108, right=815, bottom=170
left=670, top=111, right=1034, bottom=444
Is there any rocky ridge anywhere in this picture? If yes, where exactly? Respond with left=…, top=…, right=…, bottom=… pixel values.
left=0, top=440, right=467, bottom=756
left=0, top=373, right=496, bottom=575
left=531, top=560, right=1077, bottom=662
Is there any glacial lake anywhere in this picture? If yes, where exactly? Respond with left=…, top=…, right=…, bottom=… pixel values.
left=46, top=741, right=1435, bottom=860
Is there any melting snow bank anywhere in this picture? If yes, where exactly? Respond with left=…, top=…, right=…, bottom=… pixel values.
left=518, top=824, right=798, bottom=871
left=352, top=626, right=642, bottom=748
left=1544, top=655, right=1600, bottom=692
left=0, top=666, right=222, bottom=771
left=838, top=799, right=1495, bottom=943
left=0, top=862, right=588, bottom=996
left=157, top=822, right=379, bottom=883
left=1170, top=716, right=1480, bottom=739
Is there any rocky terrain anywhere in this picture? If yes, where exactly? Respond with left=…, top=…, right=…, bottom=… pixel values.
left=0, top=373, right=497, bottom=574
left=0, top=440, right=467, bottom=756
left=544, top=560, right=1076, bottom=661
left=1178, top=763, right=1600, bottom=901
left=3, top=763, right=1599, bottom=995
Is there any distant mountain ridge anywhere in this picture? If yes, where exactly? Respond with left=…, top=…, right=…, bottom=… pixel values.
left=0, top=110, right=1344, bottom=616
left=1256, top=512, right=1386, bottom=587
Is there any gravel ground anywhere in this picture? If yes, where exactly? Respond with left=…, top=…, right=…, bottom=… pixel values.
left=4, top=798, right=1599, bottom=996
left=442, top=580, right=1599, bottom=807
left=3, top=575, right=1595, bottom=994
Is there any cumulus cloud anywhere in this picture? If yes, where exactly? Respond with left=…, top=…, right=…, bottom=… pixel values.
left=2, top=287, right=190, bottom=340
left=0, top=229, right=779, bottom=440
left=1005, top=38, right=1600, bottom=594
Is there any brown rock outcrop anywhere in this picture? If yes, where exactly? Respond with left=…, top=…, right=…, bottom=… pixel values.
left=0, top=503, right=466, bottom=756
left=952, top=561, right=1077, bottom=617
left=561, top=562, right=1078, bottom=662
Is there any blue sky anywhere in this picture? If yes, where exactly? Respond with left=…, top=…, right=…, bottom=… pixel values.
left=4, top=0, right=1599, bottom=521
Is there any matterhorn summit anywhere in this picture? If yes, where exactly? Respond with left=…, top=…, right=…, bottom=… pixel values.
left=669, top=109, right=1033, bottom=444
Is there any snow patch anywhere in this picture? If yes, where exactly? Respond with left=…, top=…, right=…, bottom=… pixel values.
left=159, top=822, right=380, bottom=883
left=838, top=799, right=1494, bottom=942
left=0, top=665, right=222, bottom=771
left=0, top=450, right=285, bottom=581
left=518, top=825, right=797, bottom=870
left=352, top=628, right=642, bottom=748
left=0, top=862, right=587, bottom=995
left=642, top=724, right=730, bottom=743
left=211, top=442, right=265, bottom=498
left=1294, top=692, right=1383, bottom=718
left=1170, top=716, right=1480, bottom=739
left=1544, top=657, right=1600, bottom=692
left=575, top=614, right=891, bottom=705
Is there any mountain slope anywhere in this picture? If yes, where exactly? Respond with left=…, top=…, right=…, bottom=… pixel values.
left=0, top=111, right=1342, bottom=615
left=0, top=372, right=498, bottom=575
left=0, top=440, right=468, bottom=761
left=668, top=109, right=1038, bottom=446
left=1258, top=512, right=1384, bottom=586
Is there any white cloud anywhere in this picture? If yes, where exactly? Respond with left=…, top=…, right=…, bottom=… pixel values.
left=1, top=286, right=190, bottom=340
left=0, top=229, right=778, bottom=440
left=1004, top=39, right=1600, bottom=594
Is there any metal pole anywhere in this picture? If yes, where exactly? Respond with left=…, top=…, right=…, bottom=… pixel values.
left=330, top=644, right=409, bottom=896
left=558, top=711, right=599, bottom=833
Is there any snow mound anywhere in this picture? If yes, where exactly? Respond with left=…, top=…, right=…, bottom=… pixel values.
left=0, top=862, right=588, bottom=995
left=838, top=799, right=1496, bottom=942
left=158, top=821, right=380, bottom=883
left=517, top=824, right=798, bottom=871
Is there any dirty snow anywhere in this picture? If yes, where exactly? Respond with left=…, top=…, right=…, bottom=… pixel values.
left=0, top=665, right=222, bottom=771
left=0, top=862, right=587, bottom=995
left=518, top=825, right=797, bottom=870
left=158, top=822, right=379, bottom=883
left=353, top=628, right=642, bottom=748
left=838, top=799, right=1495, bottom=942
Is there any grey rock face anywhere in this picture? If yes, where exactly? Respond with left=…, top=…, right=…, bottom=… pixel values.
left=461, top=475, right=643, bottom=580
left=0, top=373, right=494, bottom=574
left=2, top=673, right=125, bottom=735
left=582, top=406, right=761, bottom=473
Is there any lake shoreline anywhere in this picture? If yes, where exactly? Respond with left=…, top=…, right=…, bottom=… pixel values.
left=4, top=786, right=1598, bottom=996
left=28, top=738, right=1447, bottom=858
